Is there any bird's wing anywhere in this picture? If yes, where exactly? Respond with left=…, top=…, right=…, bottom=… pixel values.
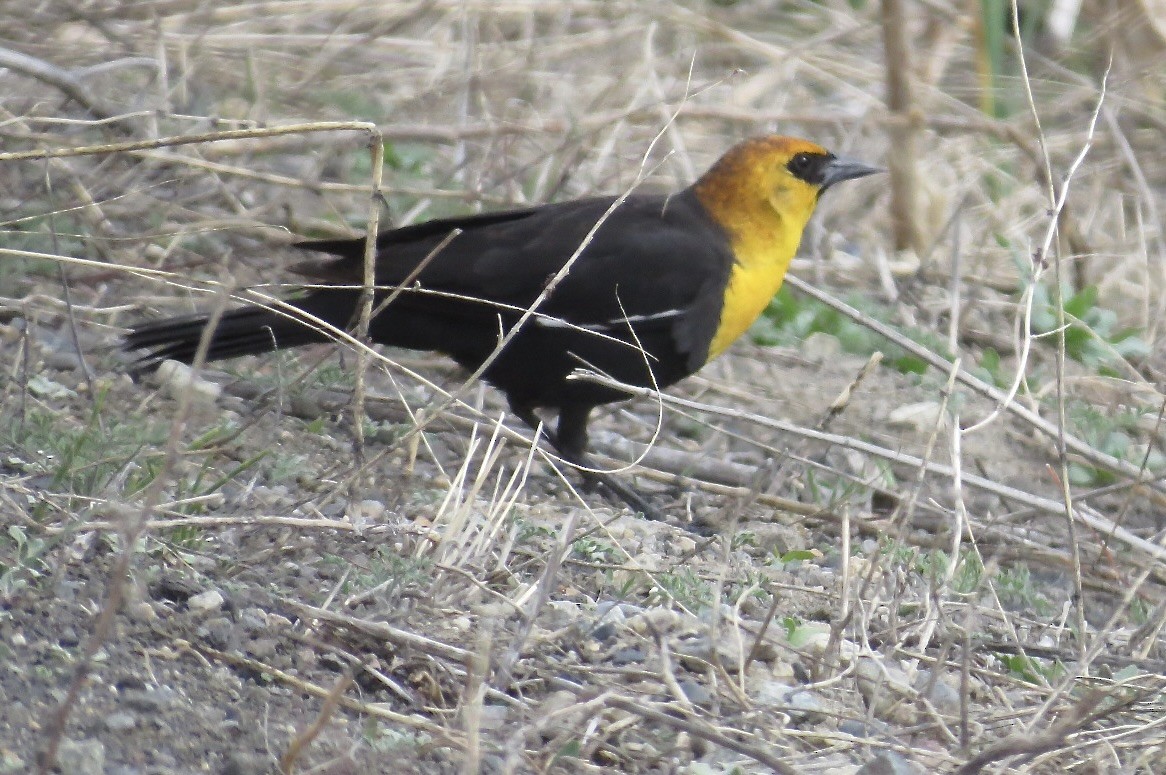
left=292, top=192, right=733, bottom=363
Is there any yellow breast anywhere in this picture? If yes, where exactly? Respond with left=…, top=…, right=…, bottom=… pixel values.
left=706, top=212, right=804, bottom=358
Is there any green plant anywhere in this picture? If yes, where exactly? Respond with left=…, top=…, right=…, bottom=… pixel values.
left=1065, top=402, right=1164, bottom=486
left=993, top=563, right=1054, bottom=617
left=572, top=536, right=618, bottom=563
left=917, top=549, right=985, bottom=595
left=649, top=567, right=711, bottom=610
left=976, top=0, right=1047, bottom=119
left=0, top=526, right=50, bottom=599
left=754, top=286, right=936, bottom=375
left=1001, top=653, right=1065, bottom=686
left=357, top=545, right=432, bottom=593
left=731, top=531, right=757, bottom=551
left=767, top=548, right=816, bottom=570
left=972, top=347, right=1009, bottom=388
left=363, top=719, right=431, bottom=752
left=782, top=615, right=830, bottom=649
left=1031, top=284, right=1148, bottom=375
left=3, top=395, right=163, bottom=498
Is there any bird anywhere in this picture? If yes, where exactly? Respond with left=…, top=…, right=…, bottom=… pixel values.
left=125, top=135, right=879, bottom=515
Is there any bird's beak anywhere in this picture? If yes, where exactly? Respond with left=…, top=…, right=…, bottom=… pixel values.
left=821, top=156, right=883, bottom=189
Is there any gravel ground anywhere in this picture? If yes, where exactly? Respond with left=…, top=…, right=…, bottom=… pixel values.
left=3, top=2, right=1166, bottom=773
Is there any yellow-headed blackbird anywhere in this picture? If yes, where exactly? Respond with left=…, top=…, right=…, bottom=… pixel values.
left=126, top=136, right=878, bottom=512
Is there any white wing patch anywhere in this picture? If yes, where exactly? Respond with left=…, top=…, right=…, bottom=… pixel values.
left=534, top=309, right=684, bottom=332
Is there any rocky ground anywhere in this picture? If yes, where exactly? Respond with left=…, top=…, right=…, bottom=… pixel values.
left=3, top=2, right=1166, bottom=773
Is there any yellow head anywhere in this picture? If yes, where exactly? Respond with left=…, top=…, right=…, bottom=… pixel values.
left=693, top=135, right=879, bottom=245
left=693, top=135, right=879, bottom=358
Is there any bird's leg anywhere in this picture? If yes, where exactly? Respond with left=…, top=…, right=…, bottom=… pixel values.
left=553, top=405, right=663, bottom=520
left=509, top=402, right=663, bottom=520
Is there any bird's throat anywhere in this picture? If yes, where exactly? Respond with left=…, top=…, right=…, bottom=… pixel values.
left=706, top=211, right=804, bottom=359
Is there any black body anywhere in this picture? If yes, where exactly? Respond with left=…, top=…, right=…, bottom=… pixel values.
left=126, top=189, right=734, bottom=461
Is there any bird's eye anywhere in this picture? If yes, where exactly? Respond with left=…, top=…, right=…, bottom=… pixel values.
left=787, top=153, right=813, bottom=178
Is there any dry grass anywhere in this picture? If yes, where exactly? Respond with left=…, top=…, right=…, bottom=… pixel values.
left=3, top=1, right=1166, bottom=773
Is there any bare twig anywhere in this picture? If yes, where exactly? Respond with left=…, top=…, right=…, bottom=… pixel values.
left=0, top=45, right=141, bottom=123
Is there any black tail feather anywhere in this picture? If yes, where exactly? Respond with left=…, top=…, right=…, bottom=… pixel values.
left=124, top=295, right=351, bottom=373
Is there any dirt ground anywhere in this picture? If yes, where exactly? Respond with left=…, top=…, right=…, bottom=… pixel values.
left=3, top=2, right=1166, bottom=774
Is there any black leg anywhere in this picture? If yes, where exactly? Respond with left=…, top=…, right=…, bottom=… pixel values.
left=552, top=404, right=591, bottom=461
left=510, top=402, right=663, bottom=520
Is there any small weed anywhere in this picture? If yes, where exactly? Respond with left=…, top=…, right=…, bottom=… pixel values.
left=731, top=531, right=757, bottom=551
left=3, top=397, right=164, bottom=500
left=363, top=718, right=431, bottom=752
left=1001, top=653, right=1065, bottom=686
left=515, top=519, right=556, bottom=545
left=880, top=543, right=988, bottom=597
left=919, top=549, right=984, bottom=595
left=1128, top=596, right=1151, bottom=627
left=798, top=468, right=870, bottom=511
left=572, top=536, right=618, bottom=563
left=364, top=419, right=408, bottom=446
left=267, top=452, right=309, bottom=483
left=782, top=616, right=830, bottom=649
left=753, top=286, right=938, bottom=375
left=1031, top=283, right=1149, bottom=374
left=304, top=362, right=356, bottom=391
left=649, top=567, right=711, bottom=610
left=972, top=347, right=1009, bottom=388
left=550, top=739, right=583, bottom=766
left=0, top=525, right=50, bottom=600
left=353, top=545, right=432, bottom=595
left=993, top=564, right=1054, bottom=617
left=1065, top=403, right=1164, bottom=486
left=163, top=525, right=205, bottom=550
left=767, top=548, right=816, bottom=570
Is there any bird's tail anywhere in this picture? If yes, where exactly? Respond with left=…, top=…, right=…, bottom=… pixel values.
left=124, top=291, right=356, bottom=373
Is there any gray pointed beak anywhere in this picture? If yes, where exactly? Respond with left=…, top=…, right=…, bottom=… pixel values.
left=821, top=156, right=883, bottom=189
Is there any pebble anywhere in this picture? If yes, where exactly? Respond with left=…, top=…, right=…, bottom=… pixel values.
left=915, top=669, right=960, bottom=715
left=237, top=607, right=268, bottom=633
left=839, top=718, right=888, bottom=738
left=122, top=687, right=176, bottom=713
left=104, top=711, right=137, bottom=732
left=246, top=637, right=279, bottom=659
left=755, top=680, right=826, bottom=724
left=803, top=331, right=842, bottom=361
left=610, top=647, right=647, bottom=665
left=126, top=601, right=157, bottom=623
left=887, top=401, right=947, bottom=432
left=631, top=607, right=682, bottom=634
left=679, top=680, right=711, bottom=705
left=197, top=616, right=237, bottom=651
left=477, top=703, right=509, bottom=731
left=355, top=499, right=386, bottom=521
left=856, top=751, right=923, bottom=775
left=27, top=373, right=76, bottom=398
left=222, top=752, right=267, bottom=775
left=156, top=360, right=221, bottom=403
left=536, top=690, right=578, bottom=718
left=594, top=601, right=635, bottom=625
left=187, top=589, right=225, bottom=613
left=57, top=738, right=104, bottom=775
left=784, top=688, right=827, bottom=724
left=856, top=656, right=915, bottom=722
left=697, top=603, right=734, bottom=625
left=152, top=574, right=200, bottom=604
left=546, top=599, right=581, bottom=625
